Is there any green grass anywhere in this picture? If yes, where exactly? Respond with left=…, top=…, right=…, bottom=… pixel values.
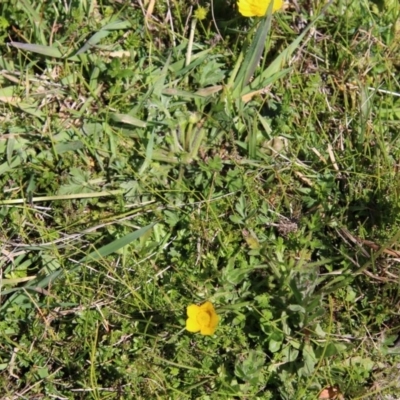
left=1, top=0, right=400, bottom=398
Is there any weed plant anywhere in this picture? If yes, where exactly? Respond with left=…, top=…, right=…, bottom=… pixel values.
left=0, top=0, right=400, bottom=398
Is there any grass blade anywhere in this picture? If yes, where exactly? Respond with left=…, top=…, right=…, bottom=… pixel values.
left=232, top=2, right=274, bottom=97
left=8, top=42, right=64, bottom=58
left=0, top=222, right=158, bottom=311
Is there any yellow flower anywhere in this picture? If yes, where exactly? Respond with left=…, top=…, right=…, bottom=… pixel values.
left=186, top=301, right=220, bottom=335
left=194, top=6, right=208, bottom=21
left=237, top=0, right=284, bottom=17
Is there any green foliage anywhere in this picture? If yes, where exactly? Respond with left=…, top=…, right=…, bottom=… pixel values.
left=0, top=0, right=400, bottom=398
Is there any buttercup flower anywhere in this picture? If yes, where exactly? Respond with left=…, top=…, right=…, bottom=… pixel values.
left=194, top=6, right=208, bottom=21
left=237, top=0, right=284, bottom=17
left=186, top=301, right=220, bottom=335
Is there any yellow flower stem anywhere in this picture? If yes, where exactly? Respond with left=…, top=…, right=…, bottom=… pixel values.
left=186, top=18, right=197, bottom=67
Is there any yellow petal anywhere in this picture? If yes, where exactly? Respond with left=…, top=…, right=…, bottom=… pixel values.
left=200, top=325, right=216, bottom=335
left=197, top=311, right=211, bottom=327
left=186, top=317, right=201, bottom=332
left=186, top=301, right=220, bottom=334
left=187, top=304, right=200, bottom=318
left=200, top=301, right=220, bottom=334
left=200, top=301, right=215, bottom=313
left=237, top=0, right=283, bottom=17
left=210, top=312, right=220, bottom=329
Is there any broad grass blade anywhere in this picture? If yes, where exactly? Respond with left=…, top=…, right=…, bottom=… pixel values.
left=81, top=222, right=158, bottom=263
left=232, top=1, right=274, bottom=97
left=0, top=222, right=158, bottom=311
left=76, top=20, right=132, bottom=55
left=8, top=42, right=64, bottom=58
left=110, top=113, right=147, bottom=128
left=237, top=1, right=333, bottom=99
left=75, top=30, right=111, bottom=55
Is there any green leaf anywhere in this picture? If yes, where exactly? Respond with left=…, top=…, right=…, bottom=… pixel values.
left=281, top=345, right=299, bottom=363
left=75, top=19, right=131, bottom=55
left=287, top=304, right=306, bottom=313
left=0, top=222, right=158, bottom=311
left=139, top=129, right=155, bottom=175
left=102, top=19, right=132, bottom=30
left=54, top=140, right=84, bottom=154
left=162, top=88, right=208, bottom=100
left=76, top=30, right=111, bottom=55
left=110, top=113, right=147, bottom=128
left=235, top=350, right=266, bottom=383
left=268, top=331, right=284, bottom=353
left=0, top=156, right=22, bottom=176
left=81, top=222, right=158, bottom=263
left=241, top=12, right=272, bottom=90
left=301, top=343, right=316, bottom=376
left=238, top=2, right=333, bottom=99
left=8, top=42, right=64, bottom=58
